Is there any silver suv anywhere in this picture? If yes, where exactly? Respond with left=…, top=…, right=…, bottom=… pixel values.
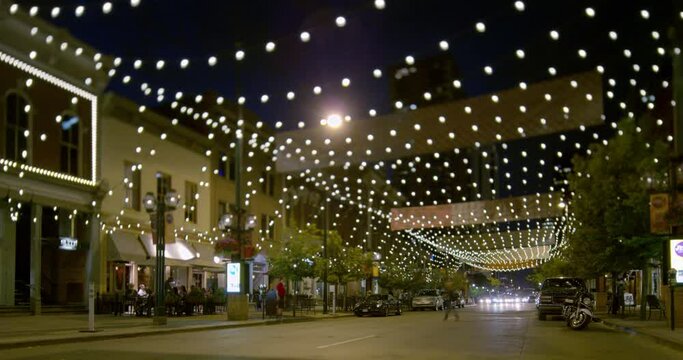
left=411, top=289, right=444, bottom=311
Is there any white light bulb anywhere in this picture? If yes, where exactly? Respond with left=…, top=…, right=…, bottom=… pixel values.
left=405, top=56, right=415, bottom=65
left=208, top=56, right=217, bottom=66
left=287, top=91, right=295, bottom=100
left=300, top=31, right=311, bottom=42
left=514, top=1, right=525, bottom=12
left=235, top=50, right=245, bottom=61
left=585, top=7, right=595, bottom=17
left=335, top=16, right=346, bottom=27
left=103, top=2, right=113, bottom=14
left=476, top=22, right=486, bottom=33
left=265, top=42, right=276, bottom=52
left=373, top=69, right=382, bottom=78
left=439, top=40, right=449, bottom=51
left=131, top=0, right=141, bottom=7
left=180, top=59, right=189, bottom=68
left=341, top=78, right=351, bottom=87
left=374, top=0, right=386, bottom=10
left=51, top=7, right=61, bottom=18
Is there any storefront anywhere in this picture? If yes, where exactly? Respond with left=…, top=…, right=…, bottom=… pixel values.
left=105, top=230, right=224, bottom=294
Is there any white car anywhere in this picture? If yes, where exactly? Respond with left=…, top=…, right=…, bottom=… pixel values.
left=411, top=289, right=444, bottom=311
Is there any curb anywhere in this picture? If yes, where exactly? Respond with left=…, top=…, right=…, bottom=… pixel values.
left=600, top=319, right=683, bottom=353
left=0, top=314, right=354, bottom=350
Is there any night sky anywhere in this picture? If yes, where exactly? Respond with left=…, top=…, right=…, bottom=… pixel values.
left=18, top=0, right=674, bottom=129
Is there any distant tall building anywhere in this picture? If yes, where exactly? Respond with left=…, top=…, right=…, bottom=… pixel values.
left=389, top=53, right=465, bottom=109
left=387, top=54, right=492, bottom=205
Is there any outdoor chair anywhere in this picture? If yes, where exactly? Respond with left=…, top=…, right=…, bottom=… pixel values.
left=646, top=295, right=666, bottom=320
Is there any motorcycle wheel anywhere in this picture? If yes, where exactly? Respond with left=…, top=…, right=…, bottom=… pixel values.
left=569, top=312, right=589, bottom=330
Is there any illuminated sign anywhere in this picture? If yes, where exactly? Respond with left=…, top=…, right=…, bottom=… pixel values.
left=671, top=239, right=683, bottom=284
left=227, top=263, right=241, bottom=293
left=59, top=237, right=78, bottom=251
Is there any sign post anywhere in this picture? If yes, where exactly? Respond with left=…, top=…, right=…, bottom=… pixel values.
left=79, top=282, right=100, bottom=333
left=669, top=240, right=683, bottom=331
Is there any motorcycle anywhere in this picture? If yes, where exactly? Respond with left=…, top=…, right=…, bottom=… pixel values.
left=562, top=290, right=601, bottom=330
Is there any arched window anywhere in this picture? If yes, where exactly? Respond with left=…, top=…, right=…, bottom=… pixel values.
left=60, top=112, right=80, bottom=176
left=4, top=92, right=30, bottom=163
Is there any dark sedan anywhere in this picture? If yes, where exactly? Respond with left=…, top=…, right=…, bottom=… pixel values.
left=354, top=294, right=402, bottom=317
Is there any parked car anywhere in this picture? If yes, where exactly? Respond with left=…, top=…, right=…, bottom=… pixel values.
left=536, top=277, right=587, bottom=320
left=411, top=289, right=444, bottom=311
left=354, top=294, right=402, bottom=317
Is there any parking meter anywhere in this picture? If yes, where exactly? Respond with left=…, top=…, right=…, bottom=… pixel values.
left=669, top=268, right=677, bottom=331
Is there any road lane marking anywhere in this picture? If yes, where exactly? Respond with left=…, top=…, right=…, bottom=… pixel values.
left=316, top=335, right=377, bottom=349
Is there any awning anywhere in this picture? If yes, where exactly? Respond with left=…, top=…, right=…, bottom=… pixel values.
left=109, top=231, right=223, bottom=270
left=139, top=233, right=196, bottom=266
left=108, top=230, right=150, bottom=264
left=189, top=242, right=224, bottom=270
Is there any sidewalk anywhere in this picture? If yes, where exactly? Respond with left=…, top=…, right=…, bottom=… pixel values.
left=0, top=307, right=353, bottom=350
left=596, top=310, right=683, bottom=352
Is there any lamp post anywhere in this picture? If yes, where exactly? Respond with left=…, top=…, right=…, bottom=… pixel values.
left=218, top=210, right=257, bottom=292
left=142, top=189, right=179, bottom=326
left=322, top=196, right=329, bottom=314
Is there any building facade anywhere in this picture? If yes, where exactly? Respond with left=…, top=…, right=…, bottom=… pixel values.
left=0, top=7, right=109, bottom=312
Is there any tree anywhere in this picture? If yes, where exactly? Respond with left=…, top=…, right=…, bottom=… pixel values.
left=326, top=247, right=373, bottom=309
left=379, top=261, right=427, bottom=294
left=268, top=225, right=321, bottom=286
left=565, top=118, right=667, bottom=278
left=526, top=257, right=577, bottom=286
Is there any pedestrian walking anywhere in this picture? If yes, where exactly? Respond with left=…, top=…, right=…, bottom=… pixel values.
left=443, top=280, right=460, bottom=321
left=276, top=277, right=286, bottom=317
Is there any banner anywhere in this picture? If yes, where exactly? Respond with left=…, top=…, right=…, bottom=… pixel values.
left=650, top=193, right=669, bottom=234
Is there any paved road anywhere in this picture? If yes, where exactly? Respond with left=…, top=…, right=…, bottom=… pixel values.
left=2, top=303, right=681, bottom=359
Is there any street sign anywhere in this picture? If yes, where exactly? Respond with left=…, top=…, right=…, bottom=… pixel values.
left=670, top=239, right=683, bottom=283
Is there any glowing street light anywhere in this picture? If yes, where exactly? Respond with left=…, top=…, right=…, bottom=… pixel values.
left=326, top=114, right=343, bottom=128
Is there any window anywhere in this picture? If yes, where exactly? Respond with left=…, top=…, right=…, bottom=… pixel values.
left=268, top=215, right=275, bottom=241
left=217, top=153, right=227, bottom=177
left=156, top=172, right=172, bottom=202
left=261, top=171, right=267, bottom=193
left=261, top=172, right=276, bottom=196
left=4, top=93, right=30, bottom=163
left=124, top=161, right=141, bottom=210
left=60, top=113, right=80, bottom=176
left=184, top=181, right=198, bottom=223
left=261, top=214, right=275, bottom=241
left=268, top=173, right=275, bottom=196
left=218, top=201, right=227, bottom=223
left=260, top=214, right=267, bottom=239
left=229, top=155, right=236, bottom=180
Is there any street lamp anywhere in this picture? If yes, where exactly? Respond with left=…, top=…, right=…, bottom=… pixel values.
left=216, top=208, right=256, bottom=321
left=142, top=189, right=179, bottom=326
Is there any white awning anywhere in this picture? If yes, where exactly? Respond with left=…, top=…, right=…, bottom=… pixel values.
left=108, top=230, right=150, bottom=264
left=189, top=242, right=224, bottom=270
left=139, top=233, right=196, bottom=262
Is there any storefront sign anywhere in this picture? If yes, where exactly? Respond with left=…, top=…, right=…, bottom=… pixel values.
left=59, top=237, right=78, bottom=251
left=671, top=239, right=683, bottom=283
left=227, top=263, right=241, bottom=293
